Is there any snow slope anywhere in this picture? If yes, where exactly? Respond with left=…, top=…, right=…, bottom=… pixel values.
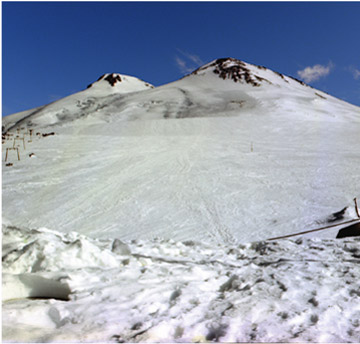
left=2, top=57, right=360, bottom=342
left=3, top=58, right=360, bottom=243
left=2, top=73, right=153, bottom=132
left=2, top=116, right=360, bottom=244
left=3, top=58, right=359, bottom=130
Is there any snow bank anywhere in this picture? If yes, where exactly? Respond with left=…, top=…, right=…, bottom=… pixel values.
left=3, top=223, right=360, bottom=342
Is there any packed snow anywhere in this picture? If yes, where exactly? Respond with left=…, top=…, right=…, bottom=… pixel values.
left=2, top=58, right=360, bottom=342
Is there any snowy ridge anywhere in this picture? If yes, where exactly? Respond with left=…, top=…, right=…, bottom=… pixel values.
left=2, top=223, right=360, bottom=342
left=3, top=58, right=360, bottom=132
left=2, top=73, right=154, bottom=131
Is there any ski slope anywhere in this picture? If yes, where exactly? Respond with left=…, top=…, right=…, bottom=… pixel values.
left=2, top=115, right=360, bottom=244
left=2, top=58, right=360, bottom=342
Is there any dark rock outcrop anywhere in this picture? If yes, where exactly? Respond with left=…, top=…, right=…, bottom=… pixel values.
left=191, top=57, right=270, bottom=86
left=87, top=73, right=122, bottom=88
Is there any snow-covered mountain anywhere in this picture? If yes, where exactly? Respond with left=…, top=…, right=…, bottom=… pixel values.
left=2, top=58, right=360, bottom=342
left=2, top=72, right=154, bottom=132
left=3, top=57, right=360, bottom=241
left=3, top=58, right=360, bottom=132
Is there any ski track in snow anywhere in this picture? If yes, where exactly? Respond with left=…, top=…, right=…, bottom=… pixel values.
left=2, top=224, right=360, bottom=342
left=3, top=116, right=360, bottom=244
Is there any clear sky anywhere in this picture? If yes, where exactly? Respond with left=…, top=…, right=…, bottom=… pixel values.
left=2, top=1, right=360, bottom=116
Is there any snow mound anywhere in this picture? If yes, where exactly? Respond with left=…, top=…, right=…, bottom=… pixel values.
left=3, top=223, right=360, bottom=342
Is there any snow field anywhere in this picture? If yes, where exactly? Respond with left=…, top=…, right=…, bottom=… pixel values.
left=2, top=116, right=360, bottom=244
left=2, top=223, right=360, bottom=342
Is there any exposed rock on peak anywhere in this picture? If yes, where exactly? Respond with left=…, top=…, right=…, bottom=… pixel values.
left=85, top=73, right=154, bottom=95
left=103, top=73, right=122, bottom=87
left=87, top=73, right=123, bottom=89
left=87, top=73, right=154, bottom=90
left=213, top=58, right=267, bottom=86
left=191, top=57, right=270, bottom=87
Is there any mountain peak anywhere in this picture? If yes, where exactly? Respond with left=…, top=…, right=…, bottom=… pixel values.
left=87, top=73, right=123, bottom=88
left=87, top=73, right=154, bottom=91
left=187, top=57, right=313, bottom=90
left=189, top=57, right=273, bottom=87
left=213, top=57, right=265, bottom=86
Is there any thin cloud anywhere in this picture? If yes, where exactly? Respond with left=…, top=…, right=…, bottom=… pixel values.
left=184, top=52, right=203, bottom=66
left=349, top=66, right=360, bottom=80
left=297, top=62, right=334, bottom=83
left=175, top=56, right=194, bottom=74
left=175, top=50, right=204, bottom=75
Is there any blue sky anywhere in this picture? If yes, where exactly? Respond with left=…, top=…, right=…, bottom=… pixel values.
left=2, top=1, right=360, bottom=116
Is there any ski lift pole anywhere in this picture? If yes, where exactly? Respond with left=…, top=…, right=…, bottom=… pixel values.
left=354, top=197, right=360, bottom=218
left=5, top=147, right=20, bottom=162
